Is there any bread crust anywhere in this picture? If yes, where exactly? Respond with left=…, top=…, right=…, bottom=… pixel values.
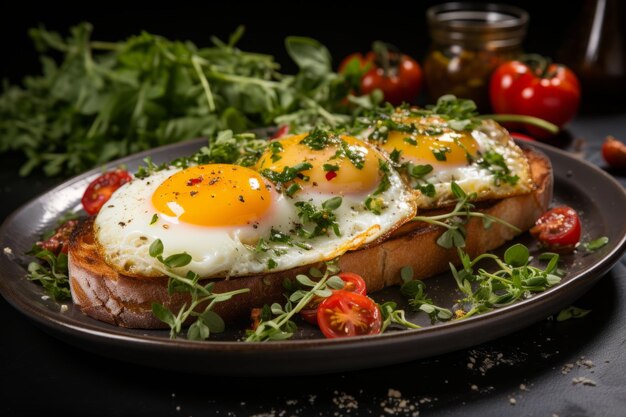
left=68, top=147, right=552, bottom=329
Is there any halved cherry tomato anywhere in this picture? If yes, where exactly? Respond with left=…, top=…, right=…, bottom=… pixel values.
left=300, top=272, right=368, bottom=325
left=530, top=206, right=581, bottom=253
left=602, top=136, right=626, bottom=169
left=317, top=290, right=382, bottom=338
left=81, top=169, right=132, bottom=215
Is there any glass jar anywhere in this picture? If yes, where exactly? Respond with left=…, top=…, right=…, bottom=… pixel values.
left=424, top=3, right=529, bottom=111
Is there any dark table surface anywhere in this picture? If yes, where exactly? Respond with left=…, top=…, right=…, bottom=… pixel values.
left=1, top=114, right=625, bottom=417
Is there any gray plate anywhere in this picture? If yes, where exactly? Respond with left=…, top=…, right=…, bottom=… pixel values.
left=1, top=139, right=625, bottom=376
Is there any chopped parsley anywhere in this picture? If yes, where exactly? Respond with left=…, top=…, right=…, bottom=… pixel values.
left=477, top=150, right=519, bottom=186
left=295, top=197, right=342, bottom=238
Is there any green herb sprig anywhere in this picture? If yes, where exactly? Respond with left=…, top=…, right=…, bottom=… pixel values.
left=246, top=263, right=344, bottom=342
left=399, top=266, right=453, bottom=323
left=148, top=239, right=249, bottom=340
left=450, top=244, right=562, bottom=319
left=413, top=182, right=520, bottom=249
left=26, top=246, right=71, bottom=300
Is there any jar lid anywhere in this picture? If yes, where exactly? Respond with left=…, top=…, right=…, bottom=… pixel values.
left=427, top=2, right=529, bottom=48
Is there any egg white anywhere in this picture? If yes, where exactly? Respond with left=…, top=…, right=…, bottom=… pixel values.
left=94, top=164, right=416, bottom=279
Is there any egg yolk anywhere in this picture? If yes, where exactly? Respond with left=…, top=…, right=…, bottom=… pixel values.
left=256, top=133, right=382, bottom=195
left=382, top=115, right=479, bottom=167
left=152, top=164, right=273, bottom=227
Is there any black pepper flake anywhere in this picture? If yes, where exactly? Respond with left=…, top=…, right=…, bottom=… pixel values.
left=312, top=182, right=318, bottom=187
left=118, top=222, right=126, bottom=227
left=238, top=195, right=245, bottom=203
left=190, top=191, right=198, bottom=197
left=209, top=177, right=220, bottom=185
left=252, top=223, right=258, bottom=229
left=107, top=205, right=114, bottom=208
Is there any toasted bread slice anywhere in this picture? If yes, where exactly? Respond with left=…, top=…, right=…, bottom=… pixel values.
left=68, top=147, right=552, bottom=329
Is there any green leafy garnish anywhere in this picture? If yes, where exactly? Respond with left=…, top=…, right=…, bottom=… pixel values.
left=582, top=236, right=609, bottom=252
left=295, top=197, right=343, bottom=238
left=450, top=244, right=562, bottom=319
left=26, top=246, right=71, bottom=300
left=1, top=25, right=380, bottom=177
left=556, top=306, right=592, bottom=321
left=413, top=182, right=520, bottom=249
left=148, top=239, right=249, bottom=340
left=399, top=267, right=453, bottom=323
left=477, top=150, right=520, bottom=186
left=246, top=263, right=342, bottom=342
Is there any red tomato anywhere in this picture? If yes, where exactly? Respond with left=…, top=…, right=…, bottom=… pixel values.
left=602, top=136, right=626, bottom=169
left=300, top=272, right=368, bottom=325
left=271, top=125, right=290, bottom=139
left=81, top=169, right=132, bottom=215
left=530, top=207, right=581, bottom=253
left=490, top=57, right=581, bottom=138
left=360, top=54, right=423, bottom=105
left=317, top=291, right=382, bottom=338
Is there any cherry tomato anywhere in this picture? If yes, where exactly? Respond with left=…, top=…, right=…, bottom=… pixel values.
left=300, top=272, right=368, bottom=325
left=271, top=125, right=290, bottom=139
left=339, top=43, right=423, bottom=105
left=490, top=56, right=581, bottom=138
left=317, top=291, right=382, bottom=338
left=360, top=53, right=423, bottom=105
left=530, top=207, right=581, bottom=253
left=81, top=169, right=132, bottom=215
left=602, top=136, right=626, bottom=169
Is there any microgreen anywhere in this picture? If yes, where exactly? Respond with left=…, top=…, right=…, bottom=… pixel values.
left=556, top=306, right=592, bottom=321
left=246, top=263, right=342, bottom=342
left=582, top=236, right=609, bottom=252
left=413, top=182, right=521, bottom=249
left=449, top=244, right=562, bottom=319
left=399, top=266, right=453, bottom=323
left=148, top=239, right=249, bottom=340
left=26, top=246, right=71, bottom=300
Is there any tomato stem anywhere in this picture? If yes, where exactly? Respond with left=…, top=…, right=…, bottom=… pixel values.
left=372, top=41, right=391, bottom=77
left=520, top=53, right=554, bottom=78
left=478, top=114, right=560, bottom=134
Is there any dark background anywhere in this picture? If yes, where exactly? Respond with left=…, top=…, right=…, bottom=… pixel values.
left=0, top=1, right=585, bottom=83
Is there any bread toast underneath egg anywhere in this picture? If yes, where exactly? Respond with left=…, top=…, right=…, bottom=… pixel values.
left=68, top=147, right=552, bottom=329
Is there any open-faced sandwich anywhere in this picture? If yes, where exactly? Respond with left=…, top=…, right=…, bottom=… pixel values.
left=65, top=99, right=553, bottom=338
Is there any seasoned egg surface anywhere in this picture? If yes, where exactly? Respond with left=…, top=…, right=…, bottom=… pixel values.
left=95, top=147, right=416, bottom=279
left=365, top=111, right=533, bottom=208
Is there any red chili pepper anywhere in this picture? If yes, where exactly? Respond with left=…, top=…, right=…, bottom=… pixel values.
left=325, top=171, right=337, bottom=181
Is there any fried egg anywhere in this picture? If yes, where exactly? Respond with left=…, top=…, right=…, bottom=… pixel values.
left=364, top=110, right=533, bottom=208
left=94, top=132, right=416, bottom=279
